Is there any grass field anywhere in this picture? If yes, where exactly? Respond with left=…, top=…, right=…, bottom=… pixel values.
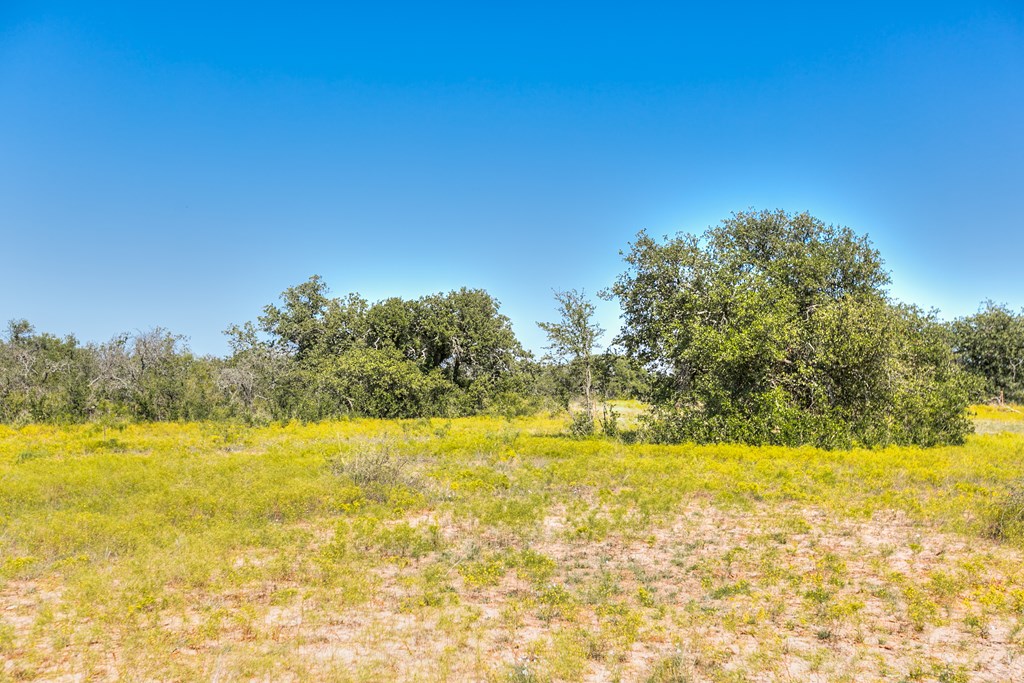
left=3, top=407, right=1024, bottom=681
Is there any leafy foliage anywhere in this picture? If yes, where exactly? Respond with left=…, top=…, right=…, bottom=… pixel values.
left=0, top=321, right=94, bottom=423
left=610, top=209, right=975, bottom=447
left=0, top=277, right=530, bottom=423
left=305, top=346, right=452, bottom=419
left=0, top=323, right=217, bottom=423
left=250, top=276, right=527, bottom=419
left=0, top=213, right=1014, bottom=440
left=567, top=410, right=596, bottom=438
left=537, top=289, right=604, bottom=411
left=92, top=328, right=219, bottom=421
left=951, top=301, right=1024, bottom=403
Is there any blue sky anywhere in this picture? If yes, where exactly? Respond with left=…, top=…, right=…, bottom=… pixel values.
left=2, top=2, right=1022, bottom=355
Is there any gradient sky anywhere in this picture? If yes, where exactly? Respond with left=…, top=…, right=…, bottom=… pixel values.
left=2, top=2, right=1022, bottom=356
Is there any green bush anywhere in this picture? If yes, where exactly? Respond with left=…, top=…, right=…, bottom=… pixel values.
left=567, top=410, right=595, bottom=438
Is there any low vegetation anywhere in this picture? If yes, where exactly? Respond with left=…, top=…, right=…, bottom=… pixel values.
left=2, top=408, right=1024, bottom=681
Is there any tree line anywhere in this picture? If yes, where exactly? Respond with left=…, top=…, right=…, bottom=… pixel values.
left=2, top=209, right=1021, bottom=447
left=0, top=278, right=648, bottom=426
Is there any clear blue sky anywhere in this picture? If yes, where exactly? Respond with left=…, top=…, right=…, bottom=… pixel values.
left=2, top=2, right=1022, bottom=356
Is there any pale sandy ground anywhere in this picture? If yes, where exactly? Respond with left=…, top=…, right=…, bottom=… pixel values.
left=7, top=501, right=1019, bottom=682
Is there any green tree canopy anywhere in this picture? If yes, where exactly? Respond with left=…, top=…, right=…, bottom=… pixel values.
left=610, top=209, right=975, bottom=447
left=246, top=276, right=526, bottom=418
left=537, top=289, right=604, bottom=412
left=951, top=301, right=1024, bottom=403
left=0, top=320, right=94, bottom=422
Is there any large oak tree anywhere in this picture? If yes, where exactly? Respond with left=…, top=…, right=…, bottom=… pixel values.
left=610, top=209, right=976, bottom=447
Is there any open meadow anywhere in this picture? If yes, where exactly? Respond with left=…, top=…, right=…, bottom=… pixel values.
left=3, top=407, right=1024, bottom=682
